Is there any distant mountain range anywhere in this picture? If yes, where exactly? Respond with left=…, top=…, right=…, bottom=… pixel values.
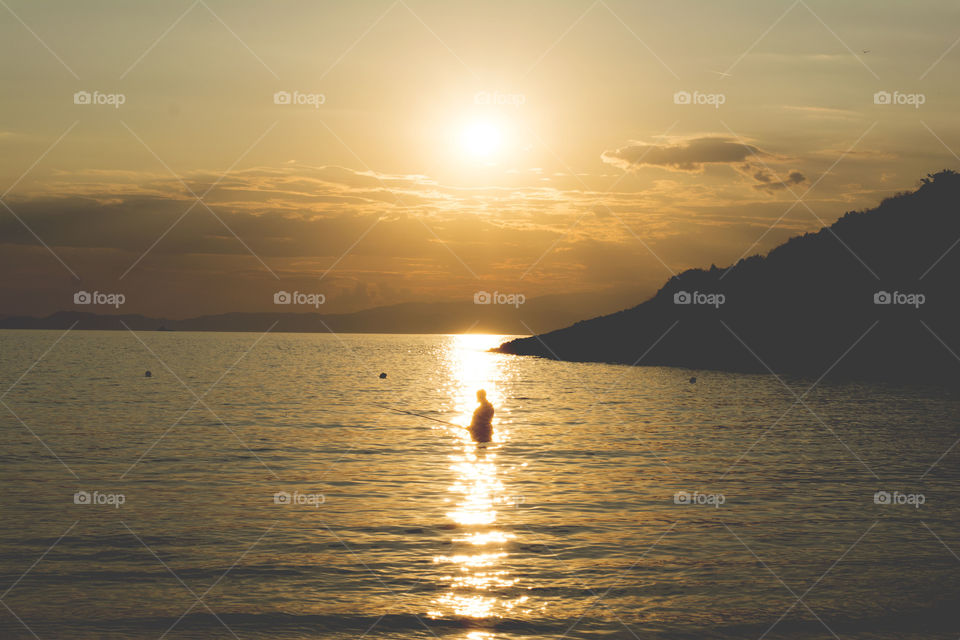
left=0, top=290, right=637, bottom=335
left=497, top=171, right=960, bottom=382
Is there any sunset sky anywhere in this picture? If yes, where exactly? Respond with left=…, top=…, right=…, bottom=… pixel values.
left=2, top=0, right=958, bottom=319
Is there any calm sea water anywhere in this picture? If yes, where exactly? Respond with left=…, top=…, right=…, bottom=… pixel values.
left=1, top=330, right=960, bottom=639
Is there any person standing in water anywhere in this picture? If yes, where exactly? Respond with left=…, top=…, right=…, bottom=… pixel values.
left=468, top=389, right=494, bottom=443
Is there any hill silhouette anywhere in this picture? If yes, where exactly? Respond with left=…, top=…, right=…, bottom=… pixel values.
left=0, top=290, right=637, bottom=335
left=496, top=170, right=960, bottom=382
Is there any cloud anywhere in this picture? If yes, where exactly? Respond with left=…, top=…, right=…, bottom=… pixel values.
left=0, top=158, right=870, bottom=321
left=750, top=168, right=806, bottom=192
left=601, top=136, right=808, bottom=194
left=601, top=136, right=762, bottom=172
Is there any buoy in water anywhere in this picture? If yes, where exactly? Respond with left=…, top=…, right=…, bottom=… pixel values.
left=379, top=372, right=387, bottom=379
left=145, top=371, right=152, bottom=378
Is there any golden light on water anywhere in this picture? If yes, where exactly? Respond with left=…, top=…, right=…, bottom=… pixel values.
left=429, top=334, right=528, bottom=622
left=460, top=531, right=511, bottom=546
left=448, top=334, right=507, bottom=443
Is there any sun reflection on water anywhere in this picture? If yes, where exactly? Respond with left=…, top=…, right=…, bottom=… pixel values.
left=428, top=334, right=527, bottom=622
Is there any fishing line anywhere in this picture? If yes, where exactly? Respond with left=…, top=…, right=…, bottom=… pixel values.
left=372, top=403, right=462, bottom=428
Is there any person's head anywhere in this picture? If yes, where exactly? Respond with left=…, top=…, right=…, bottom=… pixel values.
left=476, top=389, right=487, bottom=402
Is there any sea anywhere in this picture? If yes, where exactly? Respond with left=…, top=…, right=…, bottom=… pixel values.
left=1, top=330, right=959, bottom=639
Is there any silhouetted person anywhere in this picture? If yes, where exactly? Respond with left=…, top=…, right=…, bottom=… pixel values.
left=468, top=389, right=494, bottom=443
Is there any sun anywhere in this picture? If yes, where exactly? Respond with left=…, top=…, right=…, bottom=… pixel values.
left=460, top=121, right=502, bottom=158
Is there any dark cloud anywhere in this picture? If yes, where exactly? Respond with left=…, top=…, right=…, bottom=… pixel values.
left=601, top=136, right=808, bottom=194
left=601, top=137, right=762, bottom=172
left=751, top=168, right=806, bottom=192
